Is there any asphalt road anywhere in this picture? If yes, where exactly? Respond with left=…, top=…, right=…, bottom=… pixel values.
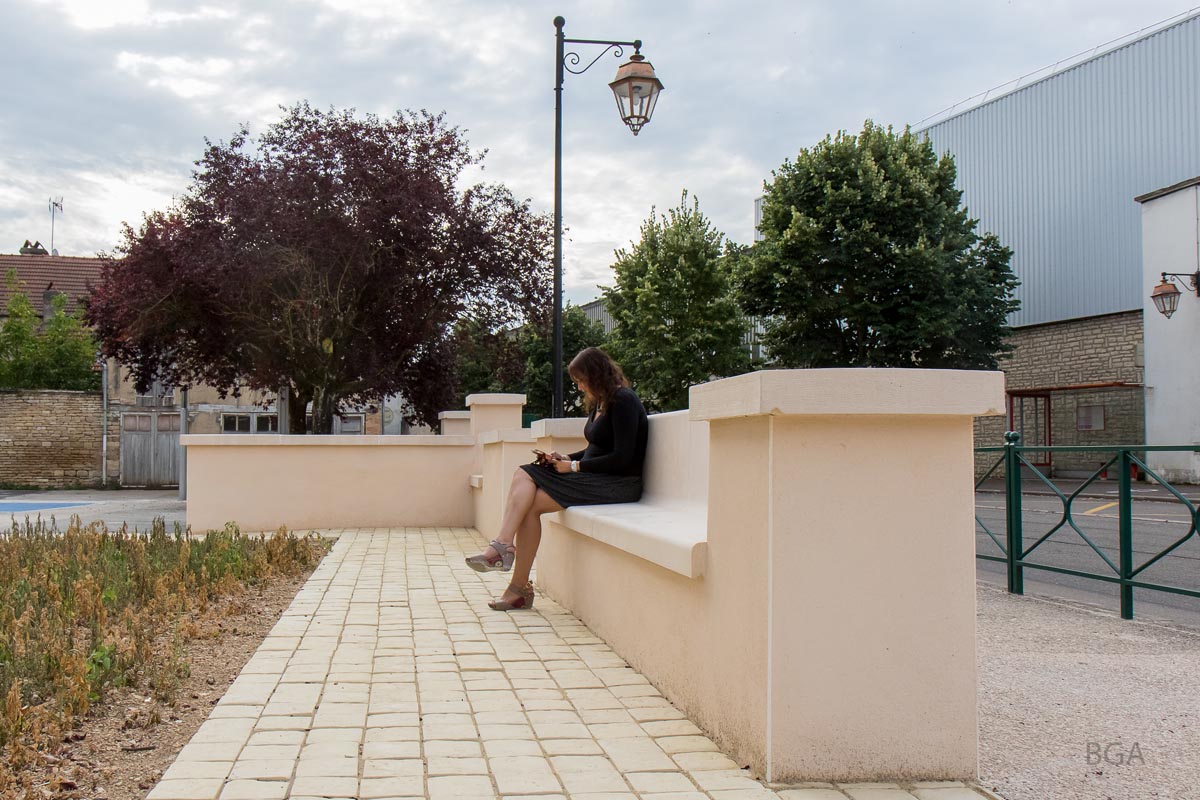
left=1, top=488, right=187, bottom=534
left=975, top=491, right=1200, bottom=629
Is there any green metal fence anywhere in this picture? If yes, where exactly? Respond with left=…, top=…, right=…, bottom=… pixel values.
left=975, top=433, right=1200, bottom=619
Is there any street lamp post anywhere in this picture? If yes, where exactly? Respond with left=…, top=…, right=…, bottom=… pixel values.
left=552, top=15, right=663, bottom=416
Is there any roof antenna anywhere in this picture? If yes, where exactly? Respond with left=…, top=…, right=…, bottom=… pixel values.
left=49, top=197, right=63, bottom=256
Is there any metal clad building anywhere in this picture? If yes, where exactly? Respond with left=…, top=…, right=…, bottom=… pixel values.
left=916, top=11, right=1200, bottom=328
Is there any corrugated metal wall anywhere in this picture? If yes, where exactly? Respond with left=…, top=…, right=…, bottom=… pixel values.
left=916, top=13, right=1200, bottom=328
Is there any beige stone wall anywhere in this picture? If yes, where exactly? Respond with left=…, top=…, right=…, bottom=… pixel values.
left=974, top=311, right=1145, bottom=477
left=0, top=390, right=107, bottom=488
left=1001, top=311, right=1143, bottom=389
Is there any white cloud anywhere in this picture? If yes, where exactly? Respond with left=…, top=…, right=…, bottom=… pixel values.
left=116, top=53, right=235, bottom=98
left=34, top=0, right=234, bottom=30
left=2, top=0, right=1194, bottom=275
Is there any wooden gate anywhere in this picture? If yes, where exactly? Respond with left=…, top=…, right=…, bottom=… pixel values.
left=120, top=411, right=180, bottom=487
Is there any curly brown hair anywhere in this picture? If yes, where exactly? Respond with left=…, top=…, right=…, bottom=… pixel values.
left=567, top=347, right=629, bottom=414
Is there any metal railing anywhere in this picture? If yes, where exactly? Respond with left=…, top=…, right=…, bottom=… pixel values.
left=975, top=433, right=1200, bottom=619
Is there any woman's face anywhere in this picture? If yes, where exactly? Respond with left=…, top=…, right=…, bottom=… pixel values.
left=572, top=373, right=589, bottom=395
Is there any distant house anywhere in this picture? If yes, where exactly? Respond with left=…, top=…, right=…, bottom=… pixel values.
left=0, top=249, right=102, bottom=321
left=2, top=248, right=381, bottom=487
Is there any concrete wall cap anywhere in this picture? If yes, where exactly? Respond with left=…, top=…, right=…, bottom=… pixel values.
left=0, top=388, right=99, bottom=396
left=438, top=410, right=471, bottom=420
left=531, top=417, right=588, bottom=437
left=181, top=434, right=476, bottom=447
left=465, top=393, right=526, bottom=407
left=689, top=368, right=1006, bottom=421
left=478, top=429, right=535, bottom=445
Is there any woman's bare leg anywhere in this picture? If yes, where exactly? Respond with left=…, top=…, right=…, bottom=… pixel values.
left=478, top=468, right=538, bottom=560
left=501, top=489, right=562, bottom=602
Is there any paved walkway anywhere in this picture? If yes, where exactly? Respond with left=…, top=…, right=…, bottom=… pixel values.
left=147, top=528, right=1001, bottom=800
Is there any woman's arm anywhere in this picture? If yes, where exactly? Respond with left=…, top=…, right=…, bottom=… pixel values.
left=578, top=392, right=640, bottom=474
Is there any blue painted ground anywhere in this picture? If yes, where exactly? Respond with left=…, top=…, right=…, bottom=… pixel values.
left=0, top=502, right=88, bottom=513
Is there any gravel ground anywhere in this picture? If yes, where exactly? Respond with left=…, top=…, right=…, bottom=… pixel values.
left=978, top=583, right=1200, bottom=800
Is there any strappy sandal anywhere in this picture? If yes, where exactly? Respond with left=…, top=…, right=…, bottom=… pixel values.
left=488, top=581, right=535, bottom=611
left=465, top=539, right=516, bottom=573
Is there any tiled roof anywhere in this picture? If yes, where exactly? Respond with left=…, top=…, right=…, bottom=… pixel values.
left=0, top=253, right=106, bottom=316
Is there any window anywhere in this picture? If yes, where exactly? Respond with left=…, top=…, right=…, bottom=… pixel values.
left=160, top=414, right=181, bottom=432
left=256, top=415, right=279, bottom=433
left=123, top=414, right=152, bottom=432
left=136, top=378, right=175, bottom=407
left=222, top=414, right=251, bottom=433
left=301, top=413, right=367, bottom=433
left=1077, top=405, right=1106, bottom=432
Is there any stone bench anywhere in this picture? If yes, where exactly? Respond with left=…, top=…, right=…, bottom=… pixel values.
left=544, top=410, right=709, bottom=578
left=536, top=369, right=1005, bottom=784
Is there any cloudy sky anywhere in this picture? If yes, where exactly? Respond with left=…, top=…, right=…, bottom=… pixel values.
left=0, top=0, right=1193, bottom=304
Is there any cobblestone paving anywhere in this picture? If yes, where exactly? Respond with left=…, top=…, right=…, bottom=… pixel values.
left=148, top=528, right=1003, bottom=800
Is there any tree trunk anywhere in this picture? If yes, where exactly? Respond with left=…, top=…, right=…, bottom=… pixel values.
left=310, top=388, right=337, bottom=435
left=288, top=389, right=309, bottom=434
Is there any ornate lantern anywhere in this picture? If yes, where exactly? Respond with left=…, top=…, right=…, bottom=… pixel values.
left=609, top=51, right=663, bottom=135
left=1151, top=276, right=1182, bottom=318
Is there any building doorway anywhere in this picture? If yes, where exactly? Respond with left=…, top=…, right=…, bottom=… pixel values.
left=120, top=411, right=180, bottom=487
left=1009, top=393, right=1051, bottom=468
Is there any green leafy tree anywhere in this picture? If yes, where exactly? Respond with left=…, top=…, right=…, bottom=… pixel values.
left=604, top=192, right=749, bottom=412
left=451, top=316, right=526, bottom=406
left=738, top=120, right=1019, bottom=369
left=518, top=306, right=607, bottom=419
left=0, top=275, right=100, bottom=391
left=452, top=305, right=606, bottom=420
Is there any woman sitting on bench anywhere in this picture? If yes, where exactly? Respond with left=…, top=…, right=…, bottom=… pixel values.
left=465, top=347, right=649, bottom=611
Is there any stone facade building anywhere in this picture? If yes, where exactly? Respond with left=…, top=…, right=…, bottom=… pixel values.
left=1, top=250, right=384, bottom=487
left=973, top=312, right=1144, bottom=478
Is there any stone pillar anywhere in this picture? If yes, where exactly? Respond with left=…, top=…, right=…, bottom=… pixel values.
left=464, top=394, right=528, bottom=535
left=531, top=417, right=587, bottom=460
left=466, top=393, right=526, bottom=437
left=475, top=430, right=539, bottom=540
left=689, top=369, right=1004, bottom=782
left=439, top=410, right=471, bottom=436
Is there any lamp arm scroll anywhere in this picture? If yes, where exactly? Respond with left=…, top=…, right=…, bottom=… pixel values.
left=1160, top=271, right=1200, bottom=295
left=562, top=39, right=641, bottom=76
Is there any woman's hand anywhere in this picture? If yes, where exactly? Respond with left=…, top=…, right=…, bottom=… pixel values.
left=551, top=458, right=575, bottom=474
left=550, top=451, right=568, bottom=461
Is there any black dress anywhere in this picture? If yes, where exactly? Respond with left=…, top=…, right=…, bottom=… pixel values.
left=521, top=387, right=649, bottom=508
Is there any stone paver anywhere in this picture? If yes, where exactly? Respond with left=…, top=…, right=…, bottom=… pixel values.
left=149, top=528, right=1003, bottom=799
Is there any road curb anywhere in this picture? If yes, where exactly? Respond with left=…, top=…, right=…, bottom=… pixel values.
left=976, top=489, right=1199, bottom=505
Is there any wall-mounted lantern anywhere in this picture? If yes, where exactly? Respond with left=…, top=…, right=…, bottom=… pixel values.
left=1150, top=271, right=1200, bottom=319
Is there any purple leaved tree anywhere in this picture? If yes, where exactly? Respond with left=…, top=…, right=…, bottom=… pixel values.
left=88, top=104, right=551, bottom=433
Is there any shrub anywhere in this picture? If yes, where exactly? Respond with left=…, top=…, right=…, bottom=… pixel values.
left=0, top=516, right=327, bottom=790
